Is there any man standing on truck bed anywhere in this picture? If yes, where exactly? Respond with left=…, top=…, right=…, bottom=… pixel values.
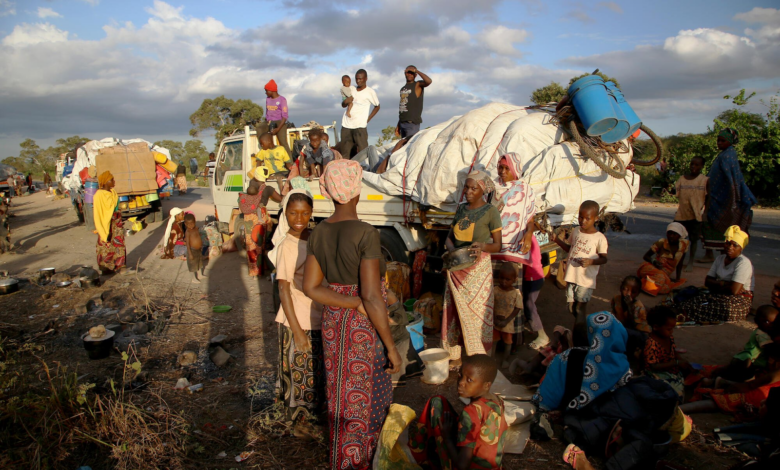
left=341, top=69, right=380, bottom=159
left=257, top=79, right=291, bottom=156
left=397, top=65, right=431, bottom=139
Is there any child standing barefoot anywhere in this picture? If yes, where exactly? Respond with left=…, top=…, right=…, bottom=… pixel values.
left=340, top=75, right=355, bottom=118
left=184, top=213, right=206, bottom=283
left=492, top=263, right=522, bottom=368
left=673, top=156, right=707, bottom=271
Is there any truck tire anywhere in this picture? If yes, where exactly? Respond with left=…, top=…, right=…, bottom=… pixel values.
left=379, top=228, right=410, bottom=265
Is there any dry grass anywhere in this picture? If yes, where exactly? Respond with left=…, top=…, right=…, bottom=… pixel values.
left=0, top=341, right=193, bottom=470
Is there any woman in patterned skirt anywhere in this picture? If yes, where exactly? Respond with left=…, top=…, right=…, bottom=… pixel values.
left=93, top=171, right=126, bottom=274
left=303, top=160, right=401, bottom=470
left=680, top=225, right=754, bottom=323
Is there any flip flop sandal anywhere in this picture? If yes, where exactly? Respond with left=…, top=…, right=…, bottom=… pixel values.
left=563, top=444, right=585, bottom=469
left=605, top=419, right=623, bottom=459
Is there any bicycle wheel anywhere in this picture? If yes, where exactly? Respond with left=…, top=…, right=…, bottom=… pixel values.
left=567, top=120, right=627, bottom=178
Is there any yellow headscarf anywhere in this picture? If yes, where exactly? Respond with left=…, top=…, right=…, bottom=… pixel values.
left=724, top=225, right=749, bottom=249
left=98, top=171, right=114, bottom=188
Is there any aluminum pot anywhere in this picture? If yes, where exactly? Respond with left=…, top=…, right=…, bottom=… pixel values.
left=39, top=267, right=56, bottom=280
left=442, top=247, right=477, bottom=272
left=0, top=278, right=20, bottom=295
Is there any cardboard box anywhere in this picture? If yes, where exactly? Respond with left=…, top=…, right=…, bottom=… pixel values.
left=95, top=143, right=157, bottom=196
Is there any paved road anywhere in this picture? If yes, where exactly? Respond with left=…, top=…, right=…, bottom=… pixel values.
left=617, top=203, right=780, bottom=278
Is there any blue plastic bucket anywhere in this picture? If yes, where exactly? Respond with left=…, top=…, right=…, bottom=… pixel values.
left=600, top=96, right=630, bottom=144
left=84, top=186, right=97, bottom=204
left=84, top=179, right=99, bottom=189
left=406, top=313, right=425, bottom=352
left=568, top=75, right=617, bottom=136
left=601, top=82, right=641, bottom=143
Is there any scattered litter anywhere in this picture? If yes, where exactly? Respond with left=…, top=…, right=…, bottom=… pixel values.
left=216, top=451, right=227, bottom=459
left=212, top=305, right=232, bottom=313
left=187, top=383, right=203, bottom=393
left=235, top=451, right=253, bottom=462
left=178, top=350, right=198, bottom=366
left=52, top=304, right=59, bottom=308
left=210, top=346, right=231, bottom=368
left=174, top=378, right=191, bottom=390
left=29, top=315, right=34, bottom=319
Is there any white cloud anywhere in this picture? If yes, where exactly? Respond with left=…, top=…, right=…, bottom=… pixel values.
left=2, top=23, right=69, bottom=46
left=81, top=0, right=101, bottom=6
left=478, top=26, right=529, bottom=56
left=734, top=7, right=780, bottom=45
left=0, top=0, right=15, bottom=17
left=37, top=7, right=62, bottom=19
left=597, top=2, right=623, bottom=14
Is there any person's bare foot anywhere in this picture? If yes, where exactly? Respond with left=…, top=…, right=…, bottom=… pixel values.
left=192, top=278, right=201, bottom=284
left=563, top=444, right=594, bottom=470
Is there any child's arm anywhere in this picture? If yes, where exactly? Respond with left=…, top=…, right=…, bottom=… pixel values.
left=495, top=306, right=521, bottom=329
left=578, top=253, right=607, bottom=267
left=642, top=248, right=657, bottom=265
left=722, top=368, right=780, bottom=393
left=441, top=411, right=475, bottom=470
left=553, top=230, right=570, bottom=252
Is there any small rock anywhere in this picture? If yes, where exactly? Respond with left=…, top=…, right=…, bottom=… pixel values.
left=115, top=334, right=150, bottom=352
left=174, top=378, right=191, bottom=389
left=210, top=334, right=227, bottom=345
left=131, top=322, right=149, bottom=335
left=210, top=346, right=232, bottom=368
left=41, top=293, right=52, bottom=300
left=178, top=350, right=198, bottom=366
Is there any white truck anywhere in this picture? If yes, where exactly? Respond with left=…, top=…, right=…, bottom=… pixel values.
left=210, top=123, right=563, bottom=274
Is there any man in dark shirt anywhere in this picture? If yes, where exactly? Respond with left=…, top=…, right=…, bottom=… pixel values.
left=397, top=66, right=432, bottom=139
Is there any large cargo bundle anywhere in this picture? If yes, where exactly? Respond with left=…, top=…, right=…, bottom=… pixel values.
left=362, top=103, right=639, bottom=226
left=95, top=142, right=158, bottom=196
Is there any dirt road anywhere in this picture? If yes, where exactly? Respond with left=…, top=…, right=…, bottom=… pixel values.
left=2, top=188, right=775, bottom=469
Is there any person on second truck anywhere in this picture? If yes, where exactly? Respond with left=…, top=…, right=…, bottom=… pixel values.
left=257, top=79, right=291, bottom=156
left=397, top=65, right=432, bottom=139
left=341, top=69, right=380, bottom=159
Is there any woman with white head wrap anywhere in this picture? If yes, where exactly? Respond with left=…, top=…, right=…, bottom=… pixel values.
left=637, top=222, right=690, bottom=296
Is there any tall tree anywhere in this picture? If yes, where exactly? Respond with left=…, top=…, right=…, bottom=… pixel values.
left=376, top=125, right=398, bottom=146
left=530, top=81, right=566, bottom=105
left=189, top=96, right=264, bottom=146
left=153, top=140, right=185, bottom=161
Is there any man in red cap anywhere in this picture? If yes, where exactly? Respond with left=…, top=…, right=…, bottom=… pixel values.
left=256, top=79, right=291, bottom=156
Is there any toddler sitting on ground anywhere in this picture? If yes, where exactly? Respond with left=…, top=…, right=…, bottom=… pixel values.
left=510, top=325, right=572, bottom=378
left=409, top=354, right=508, bottom=469
left=644, top=305, right=694, bottom=400
left=611, top=275, right=650, bottom=359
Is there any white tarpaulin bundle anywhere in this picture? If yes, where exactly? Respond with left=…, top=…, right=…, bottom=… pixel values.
left=362, top=103, right=640, bottom=225
left=61, top=138, right=171, bottom=192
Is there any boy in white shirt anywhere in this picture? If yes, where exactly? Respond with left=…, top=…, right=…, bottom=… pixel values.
left=554, top=200, right=609, bottom=320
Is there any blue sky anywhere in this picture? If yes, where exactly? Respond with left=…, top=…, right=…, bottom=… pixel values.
left=1, top=0, right=779, bottom=157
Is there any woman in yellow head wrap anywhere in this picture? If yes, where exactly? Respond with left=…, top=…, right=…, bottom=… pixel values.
left=679, top=225, right=753, bottom=323
left=93, top=171, right=126, bottom=273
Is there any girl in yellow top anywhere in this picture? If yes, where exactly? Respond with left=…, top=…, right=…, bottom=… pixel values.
left=93, top=171, right=126, bottom=274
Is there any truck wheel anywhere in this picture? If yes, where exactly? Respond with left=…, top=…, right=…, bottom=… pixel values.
left=379, top=228, right=410, bottom=265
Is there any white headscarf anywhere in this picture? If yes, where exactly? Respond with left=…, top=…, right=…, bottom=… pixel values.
left=163, top=207, right=184, bottom=247
left=268, top=188, right=312, bottom=268
left=666, top=222, right=688, bottom=239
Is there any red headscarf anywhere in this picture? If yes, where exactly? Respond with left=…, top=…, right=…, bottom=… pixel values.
left=497, top=153, right=520, bottom=184
left=264, top=79, right=278, bottom=92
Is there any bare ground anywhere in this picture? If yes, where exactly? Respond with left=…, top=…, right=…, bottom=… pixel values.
left=2, top=189, right=775, bottom=469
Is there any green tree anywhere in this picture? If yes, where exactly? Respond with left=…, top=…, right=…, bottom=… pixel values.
left=1, top=156, right=29, bottom=173
left=55, top=135, right=90, bottom=153
left=530, top=81, right=567, bottom=105
left=189, top=96, right=264, bottom=146
left=568, top=71, right=621, bottom=89
left=376, top=126, right=398, bottom=146
left=153, top=140, right=185, bottom=162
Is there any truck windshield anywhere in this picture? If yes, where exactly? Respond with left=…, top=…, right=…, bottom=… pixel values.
left=215, top=141, right=244, bottom=186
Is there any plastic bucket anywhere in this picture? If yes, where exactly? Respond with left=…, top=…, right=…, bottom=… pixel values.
left=406, top=312, right=425, bottom=352
left=418, top=348, right=450, bottom=384
left=606, top=82, right=641, bottom=137
left=600, top=96, right=630, bottom=144
left=84, top=179, right=99, bottom=189
left=84, top=187, right=97, bottom=204
left=403, top=298, right=417, bottom=312
left=567, top=75, right=617, bottom=136
left=118, top=196, right=130, bottom=202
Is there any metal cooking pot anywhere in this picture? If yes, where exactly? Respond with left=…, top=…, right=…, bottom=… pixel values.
left=442, top=247, right=477, bottom=272
left=79, top=276, right=101, bottom=288
left=78, top=267, right=100, bottom=281
left=0, top=278, right=19, bottom=295
left=39, top=267, right=56, bottom=280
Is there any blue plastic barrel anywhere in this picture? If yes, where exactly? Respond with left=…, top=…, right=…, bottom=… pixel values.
left=602, top=82, right=641, bottom=143
left=567, top=75, right=617, bottom=136
left=600, top=96, right=630, bottom=144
